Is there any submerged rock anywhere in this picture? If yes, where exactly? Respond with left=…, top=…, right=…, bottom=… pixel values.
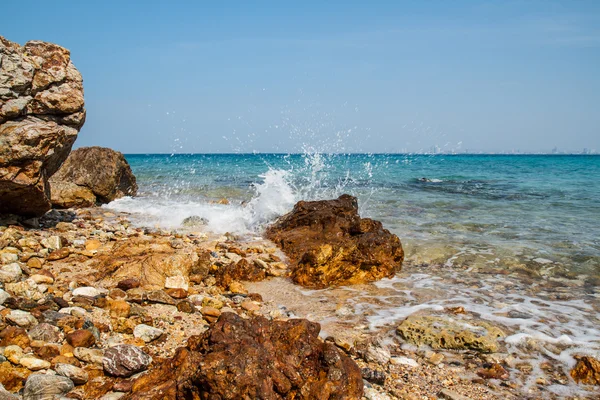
left=396, top=315, right=505, bottom=353
left=570, top=355, right=600, bottom=385
left=266, top=194, right=404, bottom=288
left=49, top=146, right=138, bottom=208
left=0, top=35, right=85, bottom=217
left=126, top=312, right=363, bottom=399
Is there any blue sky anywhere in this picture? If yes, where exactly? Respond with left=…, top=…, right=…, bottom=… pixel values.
left=3, top=0, right=599, bottom=153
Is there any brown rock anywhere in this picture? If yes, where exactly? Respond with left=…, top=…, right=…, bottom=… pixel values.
left=571, top=356, right=600, bottom=385
left=118, top=278, right=140, bottom=291
left=103, top=344, right=151, bottom=378
left=27, top=257, right=44, bottom=269
left=108, top=288, right=127, bottom=300
left=0, top=326, right=31, bottom=348
left=126, top=313, right=363, bottom=399
left=0, top=36, right=85, bottom=217
left=47, top=247, right=70, bottom=261
left=35, top=344, right=60, bottom=361
left=477, top=363, right=510, bottom=380
left=165, top=288, right=187, bottom=299
left=266, top=194, right=404, bottom=288
left=66, top=329, right=95, bottom=348
left=176, top=300, right=195, bottom=313
left=49, top=146, right=138, bottom=207
left=85, top=239, right=102, bottom=251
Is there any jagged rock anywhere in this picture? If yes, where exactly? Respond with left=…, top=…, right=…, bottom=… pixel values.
left=23, top=373, right=74, bottom=400
left=0, top=361, right=31, bottom=392
left=570, top=355, right=600, bottom=385
left=0, top=36, right=85, bottom=217
left=49, top=146, right=137, bottom=207
left=213, top=258, right=266, bottom=289
left=133, top=324, right=163, bottom=343
left=126, top=312, right=363, bottom=399
left=396, top=315, right=505, bottom=353
left=266, top=194, right=403, bottom=288
left=103, top=344, right=151, bottom=378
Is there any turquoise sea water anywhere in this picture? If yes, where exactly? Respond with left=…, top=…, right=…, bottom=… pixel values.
left=116, top=153, right=600, bottom=277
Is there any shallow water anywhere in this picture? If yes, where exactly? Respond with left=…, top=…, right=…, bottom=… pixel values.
left=105, top=153, right=600, bottom=397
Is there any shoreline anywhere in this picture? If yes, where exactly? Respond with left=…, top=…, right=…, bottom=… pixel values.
left=1, top=207, right=598, bottom=399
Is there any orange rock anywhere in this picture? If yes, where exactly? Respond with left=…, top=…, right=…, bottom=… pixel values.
left=107, top=299, right=131, bottom=318
left=0, top=361, right=31, bottom=392
left=47, top=247, right=71, bottom=261
left=66, top=329, right=96, bottom=348
left=27, top=257, right=44, bottom=269
left=571, top=356, right=600, bottom=385
left=266, top=194, right=404, bottom=289
left=0, top=326, right=31, bottom=348
left=165, top=288, right=188, bottom=299
left=85, top=239, right=102, bottom=251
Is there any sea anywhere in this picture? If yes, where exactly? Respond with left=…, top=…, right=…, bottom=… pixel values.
left=105, top=153, right=600, bottom=398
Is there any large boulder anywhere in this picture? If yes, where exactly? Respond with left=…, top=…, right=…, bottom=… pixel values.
left=0, top=36, right=86, bottom=216
left=49, top=146, right=137, bottom=207
left=126, top=312, right=364, bottom=399
left=266, top=194, right=404, bottom=288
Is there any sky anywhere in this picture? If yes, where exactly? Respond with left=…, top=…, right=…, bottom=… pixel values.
left=2, top=0, right=599, bottom=154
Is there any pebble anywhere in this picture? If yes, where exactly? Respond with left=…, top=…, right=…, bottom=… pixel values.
left=103, top=344, right=152, bottom=377
left=0, top=263, right=22, bottom=283
left=66, top=329, right=96, bottom=348
left=30, top=274, right=54, bottom=284
left=176, top=300, right=195, bottom=313
left=28, top=323, right=62, bottom=343
left=438, top=389, right=474, bottom=400
left=6, top=310, right=38, bottom=328
left=23, top=373, right=74, bottom=400
left=59, top=307, right=88, bottom=318
left=0, top=288, right=10, bottom=305
left=19, top=355, right=51, bottom=371
left=365, top=345, right=391, bottom=365
left=133, top=324, right=164, bottom=343
left=47, top=247, right=70, bottom=261
left=54, top=363, right=89, bottom=385
left=73, top=347, right=104, bottom=365
left=390, top=356, right=418, bottom=367
left=241, top=300, right=260, bottom=312
left=4, top=345, right=24, bottom=364
left=164, top=275, right=189, bottom=291
left=72, top=286, right=102, bottom=297
left=117, top=278, right=140, bottom=291
left=40, top=236, right=62, bottom=250
left=146, top=290, right=176, bottom=305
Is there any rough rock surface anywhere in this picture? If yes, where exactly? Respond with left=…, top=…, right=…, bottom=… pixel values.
left=92, top=236, right=204, bottom=289
left=49, top=146, right=137, bottom=208
left=126, top=312, right=363, bottom=399
left=0, top=36, right=85, bottom=216
left=103, top=344, right=152, bottom=377
left=266, top=194, right=404, bottom=288
left=23, top=373, right=74, bottom=400
left=396, top=315, right=505, bottom=353
left=570, top=356, right=600, bottom=385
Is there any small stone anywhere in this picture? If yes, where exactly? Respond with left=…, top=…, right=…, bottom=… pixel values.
left=108, top=300, right=131, bottom=318
left=40, top=236, right=62, bottom=251
left=165, top=288, right=188, bottom=299
left=19, top=355, right=51, bottom=371
left=365, top=345, right=391, bottom=365
left=164, top=275, right=189, bottom=291
left=426, top=351, right=445, bottom=365
left=390, top=356, right=418, bottom=367
left=241, top=300, right=260, bottom=312
left=30, top=274, right=54, bottom=284
left=228, top=281, right=247, bottom=294
left=361, top=367, right=386, bottom=385
left=103, top=344, right=152, bottom=377
left=66, top=330, right=96, bottom=348
left=146, top=290, right=176, bottom=305
left=72, top=286, right=102, bottom=297
left=27, top=257, right=44, bottom=269
left=47, top=247, right=71, bottom=261
left=5, top=280, right=43, bottom=301
left=23, top=373, right=74, bottom=400
left=0, top=263, right=22, bottom=283
left=133, top=324, right=163, bottom=343
left=54, top=363, right=89, bottom=385
left=200, top=306, right=221, bottom=318
left=6, top=310, right=38, bottom=329
left=5, top=345, right=25, bottom=364
left=73, top=347, right=104, bottom=365
left=58, top=307, right=88, bottom=318
left=477, top=363, right=509, bottom=380
left=0, top=382, right=20, bottom=399
left=438, top=389, right=473, bottom=400
left=0, top=288, right=10, bottom=305
left=28, top=323, right=61, bottom=343
left=0, top=326, right=31, bottom=348
left=117, top=278, right=140, bottom=291
left=176, top=300, right=195, bottom=313
left=570, top=355, right=600, bottom=385
left=201, top=297, right=224, bottom=309
left=0, top=252, right=19, bottom=264
left=108, top=288, right=127, bottom=300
